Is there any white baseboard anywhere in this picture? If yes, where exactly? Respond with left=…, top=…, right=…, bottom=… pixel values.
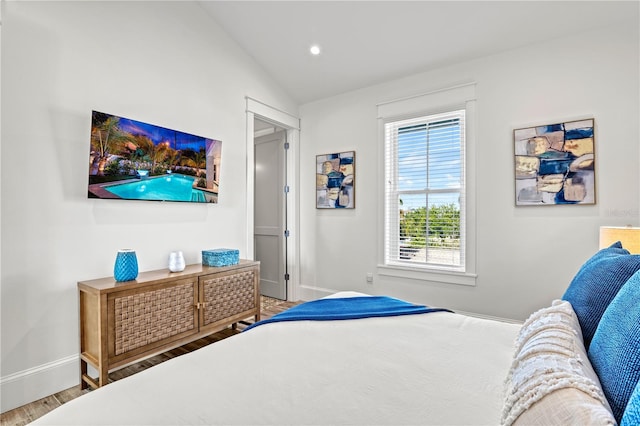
left=1, top=354, right=79, bottom=413
left=297, top=285, right=336, bottom=301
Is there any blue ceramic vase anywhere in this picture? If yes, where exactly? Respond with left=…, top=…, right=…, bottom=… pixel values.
left=114, top=249, right=138, bottom=282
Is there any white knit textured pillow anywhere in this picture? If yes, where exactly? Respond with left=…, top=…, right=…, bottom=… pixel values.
left=502, top=300, right=616, bottom=426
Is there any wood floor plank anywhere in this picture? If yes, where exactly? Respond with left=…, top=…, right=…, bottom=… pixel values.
left=0, top=298, right=299, bottom=425
left=0, top=396, right=60, bottom=426
left=52, top=387, right=89, bottom=405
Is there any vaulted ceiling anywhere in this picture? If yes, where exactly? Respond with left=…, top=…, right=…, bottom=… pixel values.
left=200, top=1, right=638, bottom=104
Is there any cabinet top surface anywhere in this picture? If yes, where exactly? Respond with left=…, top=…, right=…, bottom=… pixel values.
left=78, top=260, right=259, bottom=292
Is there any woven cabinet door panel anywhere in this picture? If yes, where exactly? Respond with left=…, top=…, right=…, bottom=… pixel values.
left=113, top=281, right=196, bottom=356
left=202, top=270, right=256, bottom=326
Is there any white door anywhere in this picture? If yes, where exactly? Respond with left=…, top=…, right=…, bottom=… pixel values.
left=254, top=128, right=287, bottom=300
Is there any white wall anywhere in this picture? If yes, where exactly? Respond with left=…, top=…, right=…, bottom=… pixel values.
left=2, top=1, right=638, bottom=414
left=298, top=22, right=639, bottom=321
left=0, top=1, right=296, bottom=411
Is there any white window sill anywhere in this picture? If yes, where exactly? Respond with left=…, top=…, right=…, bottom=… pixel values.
left=377, top=264, right=477, bottom=287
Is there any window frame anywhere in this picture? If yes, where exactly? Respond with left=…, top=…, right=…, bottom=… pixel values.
left=384, top=111, right=466, bottom=271
left=377, top=83, right=477, bottom=286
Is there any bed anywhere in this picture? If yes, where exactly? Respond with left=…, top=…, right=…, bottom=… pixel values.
left=32, top=243, right=640, bottom=425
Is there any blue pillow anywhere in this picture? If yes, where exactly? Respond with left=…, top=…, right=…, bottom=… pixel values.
left=588, top=269, right=640, bottom=422
left=622, top=380, right=640, bottom=426
left=562, top=242, right=640, bottom=348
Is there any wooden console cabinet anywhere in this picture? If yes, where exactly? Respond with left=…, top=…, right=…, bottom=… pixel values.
left=78, top=260, right=260, bottom=389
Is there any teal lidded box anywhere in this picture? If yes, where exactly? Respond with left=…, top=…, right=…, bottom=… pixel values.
left=202, top=248, right=239, bottom=267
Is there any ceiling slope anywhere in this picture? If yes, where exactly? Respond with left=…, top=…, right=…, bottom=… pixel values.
left=200, top=1, right=639, bottom=104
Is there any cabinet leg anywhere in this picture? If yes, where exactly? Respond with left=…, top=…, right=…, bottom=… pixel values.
left=80, top=359, right=88, bottom=390
left=99, top=365, right=109, bottom=387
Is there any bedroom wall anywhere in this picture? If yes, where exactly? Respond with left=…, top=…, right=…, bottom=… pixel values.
left=0, top=1, right=296, bottom=412
left=298, top=22, right=639, bottom=321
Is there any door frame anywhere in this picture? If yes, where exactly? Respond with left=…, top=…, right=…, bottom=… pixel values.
left=245, top=97, right=300, bottom=301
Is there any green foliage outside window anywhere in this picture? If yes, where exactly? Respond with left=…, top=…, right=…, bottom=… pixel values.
left=400, top=204, right=460, bottom=249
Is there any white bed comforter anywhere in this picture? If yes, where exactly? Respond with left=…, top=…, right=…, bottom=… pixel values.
left=33, top=292, right=520, bottom=425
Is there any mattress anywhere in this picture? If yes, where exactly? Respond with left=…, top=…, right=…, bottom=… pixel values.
left=32, top=292, right=521, bottom=425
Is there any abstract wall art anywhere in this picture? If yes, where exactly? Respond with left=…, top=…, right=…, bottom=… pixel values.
left=514, top=118, right=595, bottom=206
left=316, top=151, right=355, bottom=209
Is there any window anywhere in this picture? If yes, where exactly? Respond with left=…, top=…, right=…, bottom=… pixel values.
left=377, top=83, right=476, bottom=285
left=384, top=110, right=466, bottom=272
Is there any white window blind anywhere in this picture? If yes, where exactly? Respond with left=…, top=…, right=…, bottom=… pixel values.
left=384, top=109, right=466, bottom=271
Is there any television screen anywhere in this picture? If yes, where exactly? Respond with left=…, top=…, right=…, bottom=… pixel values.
left=88, top=111, right=221, bottom=203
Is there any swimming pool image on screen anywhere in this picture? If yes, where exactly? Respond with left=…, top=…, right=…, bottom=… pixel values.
left=88, top=110, right=221, bottom=203
left=104, top=174, right=207, bottom=202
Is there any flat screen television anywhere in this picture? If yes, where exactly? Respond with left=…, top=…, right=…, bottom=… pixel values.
left=88, top=110, right=222, bottom=203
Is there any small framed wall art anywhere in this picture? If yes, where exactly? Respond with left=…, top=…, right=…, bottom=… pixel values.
left=316, top=151, right=355, bottom=209
left=514, top=118, right=595, bottom=206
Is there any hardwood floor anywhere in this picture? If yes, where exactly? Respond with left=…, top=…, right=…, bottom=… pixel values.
left=0, top=297, right=298, bottom=426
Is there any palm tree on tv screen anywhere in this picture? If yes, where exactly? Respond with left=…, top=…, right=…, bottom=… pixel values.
left=130, top=134, right=169, bottom=174
left=90, top=115, right=131, bottom=176
left=164, top=147, right=181, bottom=172
left=180, top=148, right=206, bottom=174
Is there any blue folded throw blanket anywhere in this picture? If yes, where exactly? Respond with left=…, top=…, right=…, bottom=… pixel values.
left=244, top=296, right=452, bottom=331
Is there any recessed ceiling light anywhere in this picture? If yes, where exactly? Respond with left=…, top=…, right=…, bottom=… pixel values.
left=310, top=45, right=321, bottom=56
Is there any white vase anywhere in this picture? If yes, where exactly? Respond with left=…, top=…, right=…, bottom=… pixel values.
left=168, top=251, right=186, bottom=272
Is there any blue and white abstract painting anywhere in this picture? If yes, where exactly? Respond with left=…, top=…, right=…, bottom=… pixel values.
left=316, top=151, right=355, bottom=208
left=514, top=118, right=595, bottom=206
